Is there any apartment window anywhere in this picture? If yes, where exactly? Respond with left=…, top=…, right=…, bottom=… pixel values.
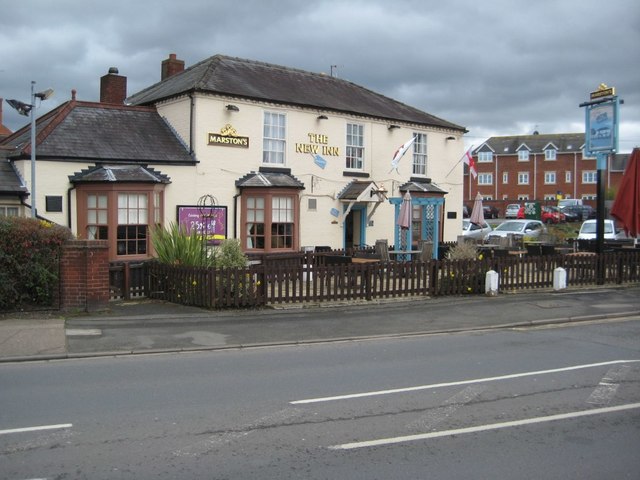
left=517, top=195, right=529, bottom=200
left=565, top=171, right=572, bottom=183
left=87, top=193, right=108, bottom=240
left=263, top=111, right=286, bottom=165
left=518, top=150, right=529, bottom=161
left=544, top=194, right=556, bottom=200
left=582, top=171, right=597, bottom=184
left=582, top=194, right=596, bottom=200
left=478, top=151, right=493, bottom=162
left=412, top=133, right=427, bottom=175
left=545, top=149, right=557, bottom=160
left=244, top=192, right=297, bottom=251
left=478, top=173, right=493, bottom=185
left=117, top=193, right=148, bottom=256
left=0, top=206, right=19, bottom=217
left=502, top=172, right=509, bottom=184
left=544, top=172, right=556, bottom=184
left=346, top=123, right=364, bottom=169
left=518, top=172, right=530, bottom=185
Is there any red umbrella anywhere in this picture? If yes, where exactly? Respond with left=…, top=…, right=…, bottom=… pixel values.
left=469, top=192, right=485, bottom=225
left=611, top=148, right=640, bottom=238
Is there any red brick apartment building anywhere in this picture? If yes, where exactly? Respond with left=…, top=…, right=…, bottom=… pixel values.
left=464, top=133, right=629, bottom=213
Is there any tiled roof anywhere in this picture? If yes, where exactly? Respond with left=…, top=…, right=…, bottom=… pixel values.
left=475, top=133, right=586, bottom=155
left=0, top=156, right=28, bottom=196
left=235, top=168, right=304, bottom=189
left=399, top=178, right=446, bottom=194
left=69, top=164, right=171, bottom=184
left=0, top=101, right=194, bottom=165
left=127, top=55, right=466, bottom=132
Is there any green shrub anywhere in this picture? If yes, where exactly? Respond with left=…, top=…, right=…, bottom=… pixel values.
left=0, top=217, right=73, bottom=310
left=151, top=222, right=214, bottom=267
left=151, top=223, right=248, bottom=268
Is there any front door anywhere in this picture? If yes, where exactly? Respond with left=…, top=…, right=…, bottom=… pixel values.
left=344, top=205, right=366, bottom=249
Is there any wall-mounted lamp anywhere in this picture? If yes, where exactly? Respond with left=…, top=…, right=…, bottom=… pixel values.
left=388, top=124, right=401, bottom=130
left=446, top=136, right=456, bottom=140
left=317, top=114, right=328, bottom=120
left=226, top=104, right=240, bottom=112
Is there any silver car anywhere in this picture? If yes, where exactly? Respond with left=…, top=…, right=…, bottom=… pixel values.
left=487, top=219, right=547, bottom=240
left=504, top=203, right=521, bottom=219
left=462, top=219, right=492, bottom=240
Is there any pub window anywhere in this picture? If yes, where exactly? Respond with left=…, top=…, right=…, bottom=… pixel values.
left=263, top=111, right=286, bottom=165
left=87, top=193, right=108, bottom=240
left=117, top=193, right=148, bottom=255
left=346, top=123, right=364, bottom=169
left=244, top=192, right=297, bottom=252
left=412, top=133, right=427, bottom=175
left=0, top=206, right=19, bottom=217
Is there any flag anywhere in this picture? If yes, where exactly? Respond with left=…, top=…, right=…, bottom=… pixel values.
left=463, top=148, right=477, bottom=179
left=390, top=136, right=417, bottom=173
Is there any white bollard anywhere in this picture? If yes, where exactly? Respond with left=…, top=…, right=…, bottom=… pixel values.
left=485, top=270, right=499, bottom=296
left=553, top=267, right=567, bottom=290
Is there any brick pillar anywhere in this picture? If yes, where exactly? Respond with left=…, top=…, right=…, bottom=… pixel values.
left=100, top=67, right=127, bottom=104
left=60, top=240, right=110, bottom=312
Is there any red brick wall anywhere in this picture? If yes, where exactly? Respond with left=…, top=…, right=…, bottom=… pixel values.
left=60, top=240, right=109, bottom=312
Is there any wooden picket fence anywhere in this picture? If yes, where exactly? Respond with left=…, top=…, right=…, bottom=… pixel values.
left=131, top=249, right=640, bottom=309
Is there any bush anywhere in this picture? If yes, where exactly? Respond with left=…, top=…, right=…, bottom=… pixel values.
left=0, top=217, right=73, bottom=310
left=446, top=241, right=479, bottom=261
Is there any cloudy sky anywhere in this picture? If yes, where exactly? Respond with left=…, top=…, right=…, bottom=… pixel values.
left=2, top=0, right=639, bottom=152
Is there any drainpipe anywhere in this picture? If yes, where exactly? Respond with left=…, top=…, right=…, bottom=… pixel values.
left=67, top=186, right=75, bottom=229
left=233, top=193, right=241, bottom=239
left=189, top=93, right=195, bottom=155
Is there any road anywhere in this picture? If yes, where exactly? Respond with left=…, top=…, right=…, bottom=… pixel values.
left=1, top=317, right=639, bottom=479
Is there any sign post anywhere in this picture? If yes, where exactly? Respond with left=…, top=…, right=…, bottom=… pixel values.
left=579, top=84, right=622, bottom=284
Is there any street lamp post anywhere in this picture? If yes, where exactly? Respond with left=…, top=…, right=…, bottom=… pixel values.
left=6, top=81, right=53, bottom=218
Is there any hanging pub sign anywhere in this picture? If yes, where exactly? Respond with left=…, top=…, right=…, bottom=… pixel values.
left=177, top=205, right=227, bottom=245
left=582, top=84, right=621, bottom=160
left=208, top=124, right=249, bottom=148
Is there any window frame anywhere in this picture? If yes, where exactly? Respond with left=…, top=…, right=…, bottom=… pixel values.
left=345, top=123, right=364, bottom=170
left=241, top=188, right=299, bottom=253
left=518, top=172, right=530, bottom=185
left=76, top=183, right=164, bottom=261
left=478, top=172, right=493, bottom=185
left=518, top=150, right=530, bottom=161
left=412, top=133, right=427, bottom=176
left=544, top=171, right=556, bottom=184
left=263, top=111, right=287, bottom=165
left=545, top=149, right=557, bottom=160
left=582, top=171, right=597, bottom=184
left=478, top=151, right=493, bottom=163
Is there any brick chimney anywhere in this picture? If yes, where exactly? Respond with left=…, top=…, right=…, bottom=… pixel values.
left=100, top=67, right=127, bottom=104
left=161, top=53, right=185, bottom=81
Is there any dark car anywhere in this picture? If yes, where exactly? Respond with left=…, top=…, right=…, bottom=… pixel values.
left=483, top=205, right=499, bottom=219
left=560, top=205, right=596, bottom=222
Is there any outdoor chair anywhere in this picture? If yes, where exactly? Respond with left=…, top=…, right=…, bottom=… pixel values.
left=419, top=240, right=434, bottom=261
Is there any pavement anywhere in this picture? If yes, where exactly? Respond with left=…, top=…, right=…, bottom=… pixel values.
left=1, top=285, right=640, bottom=363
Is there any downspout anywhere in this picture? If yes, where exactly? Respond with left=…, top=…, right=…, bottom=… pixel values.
left=189, top=93, right=195, bottom=155
left=233, top=193, right=241, bottom=239
left=67, top=186, right=75, bottom=229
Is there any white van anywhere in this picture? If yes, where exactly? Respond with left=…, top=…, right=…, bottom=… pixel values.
left=558, top=198, right=583, bottom=208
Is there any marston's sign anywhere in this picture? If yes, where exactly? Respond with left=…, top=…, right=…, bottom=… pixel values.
left=208, top=124, right=249, bottom=148
left=590, top=83, right=616, bottom=100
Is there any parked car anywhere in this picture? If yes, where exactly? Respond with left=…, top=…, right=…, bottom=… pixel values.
left=462, top=205, right=470, bottom=218
left=504, top=203, right=521, bottom=219
left=560, top=205, right=596, bottom=222
left=577, top=219, right=627, bottom=240
left=482, top=205, right=499, bottom=219
left=462, top=219, right=492, bottom=240
left=541, top=206, right=566, bottom=224
left=487, top=219, right=548, bottom=241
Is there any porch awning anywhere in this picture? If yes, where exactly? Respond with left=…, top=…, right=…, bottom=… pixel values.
left=337, top=180, right=388, bottom=223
